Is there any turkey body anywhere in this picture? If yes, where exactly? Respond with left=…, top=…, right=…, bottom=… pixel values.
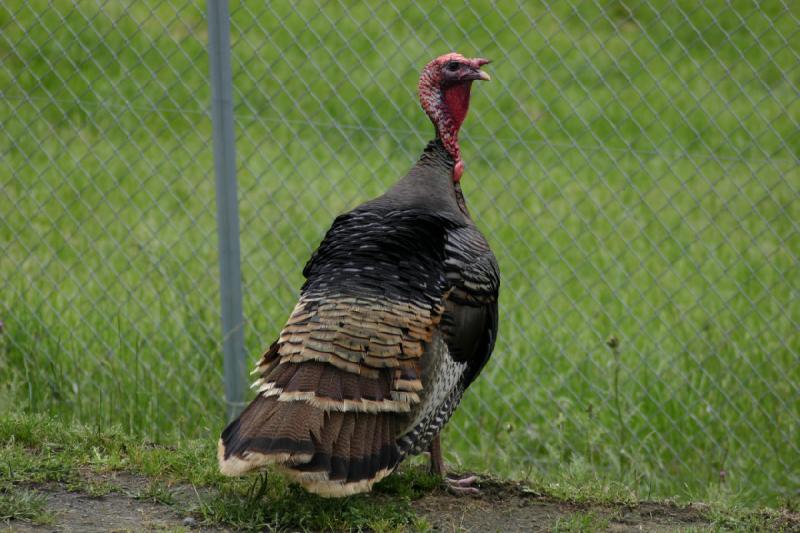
left=219, top=55, right=498, bottom=498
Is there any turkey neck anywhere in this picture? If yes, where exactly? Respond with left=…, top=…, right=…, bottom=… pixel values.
left=371, top=139, right=471, bottom=223
left=437, top=82, right=472, bottom=182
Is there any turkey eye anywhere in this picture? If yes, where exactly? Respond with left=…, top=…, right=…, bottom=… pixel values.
left=446, top=61, right=460, bottom=71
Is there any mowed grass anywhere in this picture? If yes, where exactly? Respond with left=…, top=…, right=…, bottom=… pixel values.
left=2, top=0, right=798, bottom=508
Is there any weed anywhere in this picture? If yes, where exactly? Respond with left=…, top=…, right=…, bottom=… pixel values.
left=0, top=486, right=54, bottom=525
left=134, top=480, right=177, bottom=506
left=552, top=511, right=611, bottom=533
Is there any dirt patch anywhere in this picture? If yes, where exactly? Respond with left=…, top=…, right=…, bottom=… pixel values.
left=9, top=487, right=195, bottom=532
left=7, top=472, right=218, bottom=533
left=413, top=481, right=712, bottom=532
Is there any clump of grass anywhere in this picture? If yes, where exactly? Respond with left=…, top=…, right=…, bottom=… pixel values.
left=704, top=503, right=800, bottom=533
left=374, top=465, right=442, bottom=499
left=0, top=412, right=222, bottom=488
left=552, top=511, right=611, bottom=533
left=524, top=457, right=638, bottom=505
left=65, top=478, right=119, bottom=498
left=134, top=480, right=177, bottom=506
left=0, top=486, right=54, bottom=525
left=192, top=471, right=428, bottom=532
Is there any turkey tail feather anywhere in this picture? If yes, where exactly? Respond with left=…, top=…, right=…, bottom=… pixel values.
left=218, top=363, right=402, bottom=497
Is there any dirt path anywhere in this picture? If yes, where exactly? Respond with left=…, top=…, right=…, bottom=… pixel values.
left=5, top=472, right=214, bottom=533
left=5, top=473, right=798, bottom=532
left=412, top=481, right=714, bottom=532
left=8, top=487, right=206, bottom=532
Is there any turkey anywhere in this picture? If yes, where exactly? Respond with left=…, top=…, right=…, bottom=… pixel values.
left=218, top=52, right=499, bottom=497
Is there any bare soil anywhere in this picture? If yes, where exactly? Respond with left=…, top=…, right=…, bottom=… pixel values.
left=412, top=480, right=714, bottom=532
left=5, top=473, right=799, bottom=532
left=7, top=487, right=203, bottom=532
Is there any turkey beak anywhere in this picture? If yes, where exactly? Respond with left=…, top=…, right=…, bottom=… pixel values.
left=471, top=58, right=491, bottom=81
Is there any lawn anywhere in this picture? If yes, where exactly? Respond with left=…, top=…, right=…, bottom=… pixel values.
left=2, top=0, right=798, bottom=508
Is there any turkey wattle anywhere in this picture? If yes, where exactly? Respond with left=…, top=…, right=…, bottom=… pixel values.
left=218, top=52, right=499, bottom=497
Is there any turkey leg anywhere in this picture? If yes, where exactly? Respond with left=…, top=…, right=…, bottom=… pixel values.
left=428, top=434, right=480, bottom=495
left=429, top=434, right=446, bottom=476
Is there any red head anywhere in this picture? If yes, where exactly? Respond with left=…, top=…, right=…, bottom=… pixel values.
left=418, top=53, right=491, bottom=182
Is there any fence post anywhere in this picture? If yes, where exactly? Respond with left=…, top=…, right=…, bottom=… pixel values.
left=207, top=0, right=246, bottom=421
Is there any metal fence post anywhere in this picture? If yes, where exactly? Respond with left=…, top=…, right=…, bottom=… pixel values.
left=207, top=0, right=246, bottom=421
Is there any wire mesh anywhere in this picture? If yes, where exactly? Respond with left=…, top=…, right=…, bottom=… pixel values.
left=1, top=0, right=798, bottom=505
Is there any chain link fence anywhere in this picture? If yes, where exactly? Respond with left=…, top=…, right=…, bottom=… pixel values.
left=2, top=1, right=798, bottom=505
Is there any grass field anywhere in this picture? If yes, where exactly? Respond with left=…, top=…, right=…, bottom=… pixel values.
left=2, top=0, right=798, bottom=509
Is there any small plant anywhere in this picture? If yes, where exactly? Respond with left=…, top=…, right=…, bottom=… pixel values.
left=134, top=480, right=177, bottom=506
left=552, top=511, right=610, bottom=533
left=66, top=478, right=119, bottom=498
left=0, top=486, right=55, bottom=525
left=374, top=465, right=441, bottom=499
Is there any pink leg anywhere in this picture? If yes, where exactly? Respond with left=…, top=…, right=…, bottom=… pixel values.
left=429, top=434, right=446, bottom=476
left=428, top=434, right=480, bottom=495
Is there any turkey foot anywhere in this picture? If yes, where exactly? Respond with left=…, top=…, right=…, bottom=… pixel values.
left=429, top=435, right=480, bottom=495
left=445, top=474, right=480, bottom=496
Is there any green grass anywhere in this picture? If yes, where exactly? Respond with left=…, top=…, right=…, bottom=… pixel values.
left=0, top=413, right=432, bottom=531
left=552, top=511, right=610, bottom=533
left=2, top=413, right=795, bottom=532
left=1, top=0, right=798, bottom=510
left=0, top=487, right=54, bottom=526
left=134, top=480, right=178, bottom=506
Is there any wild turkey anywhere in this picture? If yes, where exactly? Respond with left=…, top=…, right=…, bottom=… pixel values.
left=218, top=52, right=499, bottom=497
